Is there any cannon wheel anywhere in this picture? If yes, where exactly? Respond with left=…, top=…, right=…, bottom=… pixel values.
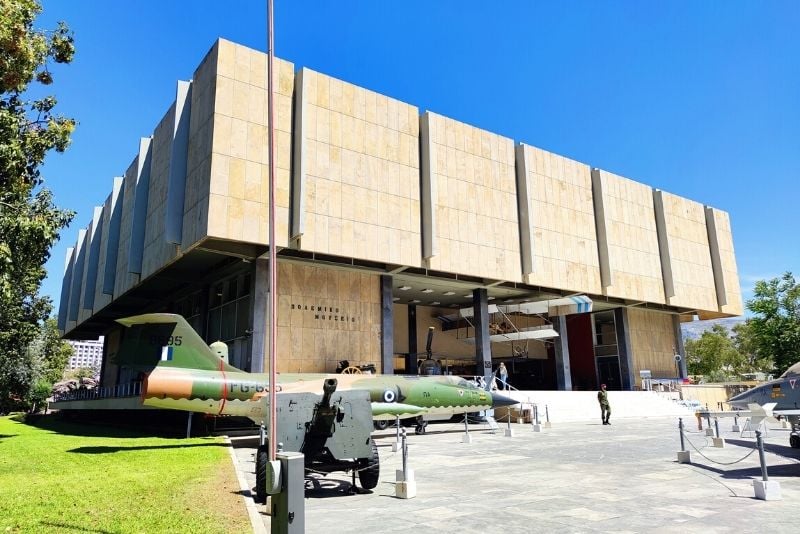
left=340, top=366, right=363, bottom=374
left=254, top=442, right=269, bottom=504
left=357, top=439, right=380, bottom=490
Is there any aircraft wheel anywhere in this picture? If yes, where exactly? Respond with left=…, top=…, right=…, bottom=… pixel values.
left=373, top=420, right=390, bottom=430
left=254, top=443, right=269, bottom=504
left=357, top=439, right=380, bottom=490
left=790, top=434, right=800, bottom=449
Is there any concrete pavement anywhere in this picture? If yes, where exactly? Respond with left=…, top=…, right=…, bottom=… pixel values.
left=230, top=416, right=799, bottom=533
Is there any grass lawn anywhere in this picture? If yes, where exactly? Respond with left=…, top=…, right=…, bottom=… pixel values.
left=0, top=415, right=251, bottom=533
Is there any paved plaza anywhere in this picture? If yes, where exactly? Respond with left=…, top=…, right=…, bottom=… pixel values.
left=230, top=416, right=799, bottom=533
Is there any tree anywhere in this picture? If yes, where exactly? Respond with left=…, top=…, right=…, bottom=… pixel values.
left=0, top=0, right=75, bottom=413
left=731, top=321, right=773, bottom=375
left=685, top=324, right=746, bottom=381
left=745, top=272, right=800, bottom=375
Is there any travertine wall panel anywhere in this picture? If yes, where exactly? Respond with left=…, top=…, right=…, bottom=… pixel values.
left=707, top=208, right=743, bottom=315
left=182, top=42, right=218, bottom=248
left=595, top=170, right=664, bottom=303
left=518, top=144, right=601, bottom=293
left=206, top=40, right=294, bottom=246
left=77, top=208, right=102, bottom=325
left=627, top=308, right=677, bottom=388
left=274, top=262, right=380, bottom=373
left=295, top=68, right=421, bottom=265
left=92, top=191, right=113, bottom=313
left=423, top=113, right=521, bottom=281
left=114, top=160, right=140, bottom=298
left=142, top=104, right=179, bottom=278
left=658, top=192, right=717, bottom=310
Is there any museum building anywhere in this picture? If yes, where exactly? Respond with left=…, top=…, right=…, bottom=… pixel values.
left=57, top=39, right=742, bottom=392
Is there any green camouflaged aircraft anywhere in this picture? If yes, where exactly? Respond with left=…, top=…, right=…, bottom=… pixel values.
left=113, top=313, right=516, bottom=496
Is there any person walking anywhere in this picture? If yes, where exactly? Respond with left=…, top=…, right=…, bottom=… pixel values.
left=598, top=384, right=611, bottom=425
left=498, top=362, right=509, bottom=390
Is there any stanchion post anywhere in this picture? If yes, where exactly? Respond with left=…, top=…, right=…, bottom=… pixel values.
left=395, top=428, right=416, bottom=498
left=677, top=418, right=690, bottom=463
left=714, top=417, right=720, bottom=438
left=462, top=413, right=472, bottom=443
left=753, top=430, right=781, bottom=500
left=544, top=405, right=552, bottom=428
left=756, top=430, right=768, bottom=482
left=713, top=417, right=725, bottom=447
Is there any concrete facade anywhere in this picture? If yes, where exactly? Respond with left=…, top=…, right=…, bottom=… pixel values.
left=58, top=38, right=743, bottom=389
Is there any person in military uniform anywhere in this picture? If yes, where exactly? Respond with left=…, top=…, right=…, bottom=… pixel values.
left=598, top=384, right=611, bottom=425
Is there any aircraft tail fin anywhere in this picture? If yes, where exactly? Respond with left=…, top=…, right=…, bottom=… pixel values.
left=112, top=313, right=240, bottom=372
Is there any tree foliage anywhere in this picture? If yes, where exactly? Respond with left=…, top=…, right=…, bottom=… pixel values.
left=685, top=324, right=746, bottom=380
left=745, top=272, right=800, bottom=375
left=0, top=0, right=75, bottom=412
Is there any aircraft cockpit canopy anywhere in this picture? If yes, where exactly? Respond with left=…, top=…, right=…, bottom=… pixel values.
left=780, top=361, right=800, bottom=378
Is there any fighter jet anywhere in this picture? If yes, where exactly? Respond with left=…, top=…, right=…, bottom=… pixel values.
left=112, top=313, right=518, bottom=498
left=727, top=361, right=800, bottom=448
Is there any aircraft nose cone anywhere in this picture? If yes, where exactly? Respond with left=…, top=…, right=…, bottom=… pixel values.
left=491, top=391, right=518, bottom=408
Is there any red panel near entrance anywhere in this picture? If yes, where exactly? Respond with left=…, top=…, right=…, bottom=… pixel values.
left=566, top=313, right=596, bottom=390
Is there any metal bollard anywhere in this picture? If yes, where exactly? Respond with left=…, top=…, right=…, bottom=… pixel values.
left=715, top=417, right=720, bottom=438
left=545, top=405, right=550, bottom=424
left=402, top=428, right=408, bottom=477
left=464, top=414, right=469, bottom=435
left=756, top=430, right=768, bottom=482
left=679, top=418, right=685, bottom=451
left=534, top=405, right=540, bottom=425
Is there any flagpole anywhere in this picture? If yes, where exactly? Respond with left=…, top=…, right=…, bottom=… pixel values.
left=266, top=0, right=278, bottom=463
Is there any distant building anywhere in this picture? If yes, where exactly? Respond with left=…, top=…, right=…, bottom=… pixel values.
left=67, top=338, right=104, bottom=370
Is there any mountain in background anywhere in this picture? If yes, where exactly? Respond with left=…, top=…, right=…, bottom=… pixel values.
left=681, top=317, right=745, bottom=340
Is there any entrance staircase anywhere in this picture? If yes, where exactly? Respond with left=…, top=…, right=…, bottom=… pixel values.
left=501, top=390, right=696, bottom=423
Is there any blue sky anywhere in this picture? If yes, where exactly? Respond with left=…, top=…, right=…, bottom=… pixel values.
left=36, top=1, right=799, bottom=312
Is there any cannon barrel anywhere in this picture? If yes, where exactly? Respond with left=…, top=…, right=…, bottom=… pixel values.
left=321, top=378, right=338, bottom=407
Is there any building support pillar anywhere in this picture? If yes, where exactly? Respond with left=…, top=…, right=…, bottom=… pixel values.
left=380, top=275, right=394, bottom=375
left=250, top=258, right=269, bottom=374
left=672, top=315, right=687, bottom=378
left=614, top=308, right=634, bottom=390
left=552, top=315, right=572, bottom=391
left=406, top=305, right=417, bottom=374
left=473, top=288, right=492, bottom=382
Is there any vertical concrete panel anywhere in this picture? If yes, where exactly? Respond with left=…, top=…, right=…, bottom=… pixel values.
left=82, top=206, right=104, bottom=313
left=115, top=158, right=141, bottom=298
left=57, top=247, right=75, bottom=333
left=515, top=144, right=533, bottom=275
left=591, top=168, right=611, bottom=291
left=653, top=190, right=675, bottom=299
left=166, top=80, right=193, bottom=245
left=705, top=207, right=742, bottom=315
left=291, top=68, right=306, bottom=242
left=128, top=137, right=153, bottom=274
left=102, top=177, right=124, bottom=295
left=420, top=112, right=437, bottom=260
left=67, top=228, right=87, bottom=323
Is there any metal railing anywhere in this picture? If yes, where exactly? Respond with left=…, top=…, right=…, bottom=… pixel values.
left=51, top=381, right=143, bottom=403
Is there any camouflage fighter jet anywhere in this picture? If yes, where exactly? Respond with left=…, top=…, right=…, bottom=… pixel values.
left=113, top=313, right=518, bottom=498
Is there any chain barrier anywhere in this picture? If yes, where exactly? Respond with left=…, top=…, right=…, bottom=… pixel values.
left=681, top=429, right=758, bottom=465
